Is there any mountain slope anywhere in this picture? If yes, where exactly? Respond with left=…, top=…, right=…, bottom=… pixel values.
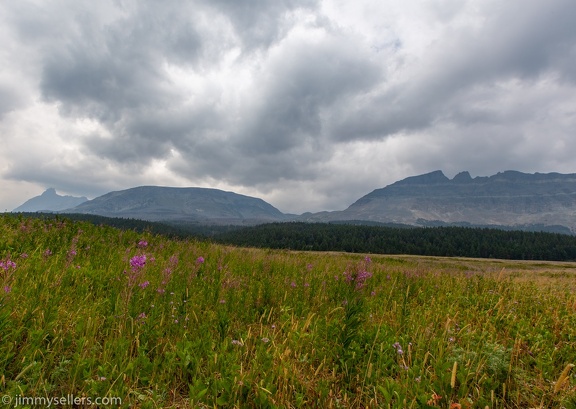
left=300, top=170, right=576, bottom=232
left=13, top=188, right=88, bottom=212
left=65, top=186, right=288, bottom=225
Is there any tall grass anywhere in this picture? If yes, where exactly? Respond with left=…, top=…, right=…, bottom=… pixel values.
left=0, top=214, right=575, bottom=408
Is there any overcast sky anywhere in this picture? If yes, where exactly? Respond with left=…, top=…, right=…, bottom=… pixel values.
left=1, top=0, right=575, bottom=213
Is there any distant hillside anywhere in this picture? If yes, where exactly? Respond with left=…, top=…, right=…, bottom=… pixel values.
left=300, top=170, right=576, bottom=233
left=12, top=170, right=576, bottom=232
left=13, top=188, right=87, bottom=212
left=64, top=186, right=289, bottom=225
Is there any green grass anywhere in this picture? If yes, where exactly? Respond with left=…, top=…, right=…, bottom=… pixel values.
left=0, top=214, right=575, bottom=408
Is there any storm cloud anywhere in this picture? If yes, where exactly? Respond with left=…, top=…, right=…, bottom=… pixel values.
left=1, top=0, right=575, bottom=213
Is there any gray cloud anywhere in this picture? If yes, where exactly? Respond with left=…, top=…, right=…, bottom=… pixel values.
left=1, top=0, right=576, bottom=213
left=205, top=0, right=319, bottom=49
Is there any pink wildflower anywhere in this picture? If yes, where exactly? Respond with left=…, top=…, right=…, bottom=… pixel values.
left=130, top=255, right=146, bottom=270
left=139, top=281, right=150, bottom=289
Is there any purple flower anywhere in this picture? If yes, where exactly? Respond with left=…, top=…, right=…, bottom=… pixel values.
left=44, top=249, right=52, bottom=257
left=130, top=255, right=146, bottom=270
left=355, top=270, right=373, bottom=289
left=290, top=282, right=297, bottom=288
left=139, top=281, right=150, bottom=289
left=3, top=286, right=11, bottom=294
left=138, top=312, right=147, bottom=319
left=393, top=342, right=404, bottom=355
left=138, top=240, right=148, bottom=248
left=196, top=256, right=205, bottom=264
left=0, top=260, right=16, bottom=271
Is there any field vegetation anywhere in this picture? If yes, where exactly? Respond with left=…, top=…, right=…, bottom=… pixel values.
left=0, top=214, right=575, bottom=408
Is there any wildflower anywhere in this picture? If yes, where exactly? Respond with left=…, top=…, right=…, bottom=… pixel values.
left=304, top=282, right=310, bottom=287
left=261, top=338, right=270, bottom=343
left=0, top=260, right=16, bottom=271
left=365, top=256, right=372, bottom=263
left=290, top=281, right=297, bottom=288
left=196, top=256, right=205, bottom=264
left=44, top=249, right=52, bottom=257
left=271, top=324, right=276, bottom=329
left=219, top=299, right=226, bottom=304
left=3, top=286, right=11, bottom=294
left=139, top=281, right=150, bottom=289
left=355, top=270, right=373, bottom=289
left=98, top=376, right=107, bottom=381
left=343, top=271, right=354, bottom=283
left=427, top=393, right=442, bottom=406
left=130, top=255, right=146, bottom=270
left=231, top=339, right=243, bottom=346
left=157, top=288, right=166, bottom=294
left=68, top=249, right=77, bottom=257
left=393, top=342, right=404, bottom=355
left=138, top=312, right=147, bottom=319
left=20, top=253, right=28, bottom=259
left=370, top=291, right=376, bottom=296
left=138, top=240, right=148, bottom=248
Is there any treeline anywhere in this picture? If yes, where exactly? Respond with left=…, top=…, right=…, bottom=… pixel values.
left=7, top=213, right=576, bottom=261
left=214, top=222, right=576, bottom=261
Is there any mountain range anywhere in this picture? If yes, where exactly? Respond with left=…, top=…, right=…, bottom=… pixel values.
left=12, top=170, right=576, bottom=233
left=13, top=188, right=88, bottom=212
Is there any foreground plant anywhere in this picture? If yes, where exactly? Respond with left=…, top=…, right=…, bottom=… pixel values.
left=0, top=214, right=574, bottom=408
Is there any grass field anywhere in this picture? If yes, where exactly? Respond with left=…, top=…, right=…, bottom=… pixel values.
left=0, top=215, right=575, bottom=408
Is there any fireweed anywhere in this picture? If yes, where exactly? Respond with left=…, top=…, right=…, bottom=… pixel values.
left=0, top=215, right=575, bottom=408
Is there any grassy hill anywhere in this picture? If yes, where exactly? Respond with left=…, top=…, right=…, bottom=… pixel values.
left=0, top=214, right=575, bottom=407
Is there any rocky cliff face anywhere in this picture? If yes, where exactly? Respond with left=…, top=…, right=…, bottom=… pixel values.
left=301, top=170, right=576, bottom=232
left=65, top=186, right=288, bottom=225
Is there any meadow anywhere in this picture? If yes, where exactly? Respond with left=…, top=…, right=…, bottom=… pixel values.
left=0, top=215, right=575, bottom=408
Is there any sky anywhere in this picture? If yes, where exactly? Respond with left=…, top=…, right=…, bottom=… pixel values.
left=1, top=0, right=576, bottom=214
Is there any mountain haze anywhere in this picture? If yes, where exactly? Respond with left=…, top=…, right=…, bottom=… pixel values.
left=13, top=188, right=88, bottom=212
left=65, top=186, right=288, bottom=225
left=300, top=170, right=576, bottom=233
left=11, top=170, right=576, bottom=233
